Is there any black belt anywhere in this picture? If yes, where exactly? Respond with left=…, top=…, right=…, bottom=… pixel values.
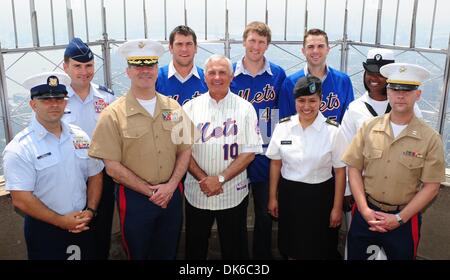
left=366, top=195, right=406, bottom=212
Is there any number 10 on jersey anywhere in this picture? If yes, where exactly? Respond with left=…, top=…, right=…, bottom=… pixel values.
left=223, top=143, right=239, bottom=160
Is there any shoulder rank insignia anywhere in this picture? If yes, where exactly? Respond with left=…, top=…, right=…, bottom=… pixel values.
left=326, top=118, right=339, bottom=127
left=97, top=85, right=114, bottom=95
left=279, top=116, right=291, bottom=123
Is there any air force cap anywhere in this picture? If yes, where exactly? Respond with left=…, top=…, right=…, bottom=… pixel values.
left=64, top=37, right=94, bottom=62
left=23, top=72, right=71, bottom=99
left=118, top=39, right=164, bottom=66
left=363, top=48, right=395, bottom=73
left=293, top=76, right=322, bottom=99
left=380, top=63, right=430, bottom=91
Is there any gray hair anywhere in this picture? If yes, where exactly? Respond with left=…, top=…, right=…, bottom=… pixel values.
left=203, top=54, right=233, bottom=76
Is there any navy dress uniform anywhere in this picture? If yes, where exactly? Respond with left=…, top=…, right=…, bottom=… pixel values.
left=62, top=37, right=117, bottom=260
left=2, top=72, right=104, bottom=260
left=342, top=63, right=445, bottom=260
left=266, top=76, right=346, bottom=259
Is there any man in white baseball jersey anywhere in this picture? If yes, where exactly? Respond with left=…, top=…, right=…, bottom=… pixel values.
left=182, top=54, right=263, bottom=259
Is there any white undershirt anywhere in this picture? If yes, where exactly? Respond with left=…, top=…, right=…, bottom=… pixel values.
left=367, top=96, right=389, bottom=116
left=390, top=121, right=407, bottom=138
left=136, top=97, right=156, bottom=117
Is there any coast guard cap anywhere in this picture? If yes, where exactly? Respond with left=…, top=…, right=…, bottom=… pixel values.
left=118, top=39, right=165, bottom=66
left=363, top=48, right=395, bottom=73
left=293, top=76, right=322, bottom=99
left=23, top=72, right=71, bottom=99
left=64, top=37, right=94, bottom=63
left=380, top=63, right=430, bottom=91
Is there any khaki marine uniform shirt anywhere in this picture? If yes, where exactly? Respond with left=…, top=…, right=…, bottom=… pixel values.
left=89, top=91, right=193, bottom=185
left=342, top=113, right=445, bottom=205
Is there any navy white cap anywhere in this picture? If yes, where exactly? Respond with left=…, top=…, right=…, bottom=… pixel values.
left=363, top=48, right=395, bottom=73
left=293, top=76, right=322, bottom=99
left=380, top=63, right=430, bottom=91
left=118, top=39, right=165, bottom=66
left=64, top=37, right=94, bottom=63
left=23, top=72, right=71, bottom=99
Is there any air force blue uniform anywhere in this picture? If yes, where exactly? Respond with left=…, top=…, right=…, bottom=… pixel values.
left=63, top=83, right=116, bottom=138
left=63, top=37, right=117, bottom=259
left=3, top=117, right=104, bottom=259
left=278, top=66, right=354, bottom=123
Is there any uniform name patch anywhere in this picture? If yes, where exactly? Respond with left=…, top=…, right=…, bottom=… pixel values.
left=281, top=140, right=292, bottom=145
left=37, top=152, right=51, bottom=159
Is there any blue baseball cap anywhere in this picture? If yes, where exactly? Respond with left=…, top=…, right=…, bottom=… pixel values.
left=64, top=37, right=94, bottom=62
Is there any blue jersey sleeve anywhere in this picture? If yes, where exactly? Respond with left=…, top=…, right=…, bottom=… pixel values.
left=278, top=77, right=296, bottom=119
left=338, top=76, right=355, bottom=123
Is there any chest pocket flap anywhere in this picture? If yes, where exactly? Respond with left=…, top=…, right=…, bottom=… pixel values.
left=123, top=125, right=151, bottom=139
left=363, top=148, right=383, bottom=159
left=34, top=151, right=59, bottom=170
left=399, top=154, right=425, bottom=169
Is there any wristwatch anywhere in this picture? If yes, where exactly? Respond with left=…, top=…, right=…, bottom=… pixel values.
left=395, top=213, right=404, bottom=225
left=85, top=207, right=98, bottom=217
left=218, top=174, right=226, bottom=184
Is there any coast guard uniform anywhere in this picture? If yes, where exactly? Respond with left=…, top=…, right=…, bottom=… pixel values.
left=3, top=72, right=104, bottom=260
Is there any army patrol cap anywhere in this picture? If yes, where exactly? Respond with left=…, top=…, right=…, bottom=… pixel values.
left=118, top=39, right=165, bottom=66
left=363, top=48, right=395, bottom=73
left=293, top=76, right=322, bottom=99
left=64, top=37, right=94, bottom=62
left=380, top=63, right=430, bottom=91
left=23, top=72, right=71, bottom=99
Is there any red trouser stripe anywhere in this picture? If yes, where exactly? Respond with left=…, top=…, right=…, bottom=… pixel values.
left=118, top=185, right=131, bottom=260
left=411, top=214, right=420, bottom=259
left=351, top=202, right=357, bottom=217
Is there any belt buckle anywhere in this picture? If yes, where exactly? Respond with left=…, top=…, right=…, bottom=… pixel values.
left=368, top=195, right=399, bottom=212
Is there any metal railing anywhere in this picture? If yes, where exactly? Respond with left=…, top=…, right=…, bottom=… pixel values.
left=1, top=0, right=449, bottom=167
